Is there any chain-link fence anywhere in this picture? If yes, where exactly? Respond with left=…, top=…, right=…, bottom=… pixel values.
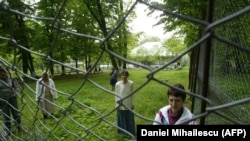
left=0, top=0, right=250, bottom=140
left=190, top=0, right=250, bottom=125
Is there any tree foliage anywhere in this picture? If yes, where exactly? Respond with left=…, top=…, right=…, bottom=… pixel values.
left=0, top=0, right=137, bottom=75
left=153, top=0, right=207, bottom=47
left=163, top=36, right=185, bottom=56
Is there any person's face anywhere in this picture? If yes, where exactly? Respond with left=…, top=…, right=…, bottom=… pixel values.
left=121, top=73, right=128, bottom=81
left=0, top=69, right=7, bottom=79
left=168, top=95, right=184, bottom=115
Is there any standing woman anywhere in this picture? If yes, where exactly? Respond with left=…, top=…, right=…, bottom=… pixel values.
left=36, top=72, right=58, bottom=119
left=115, top=70, right=135, bottom=136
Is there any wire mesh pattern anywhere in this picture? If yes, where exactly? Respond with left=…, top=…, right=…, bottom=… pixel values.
left=0, top=0, right=250, bottom=140
left=191, top=0, right=250, bottom=124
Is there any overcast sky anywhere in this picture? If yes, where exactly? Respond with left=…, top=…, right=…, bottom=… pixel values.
left=130, top=1, right=174, bottom=40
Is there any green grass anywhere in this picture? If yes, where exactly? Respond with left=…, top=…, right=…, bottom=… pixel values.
left=16, top=67, right=191, bottom=140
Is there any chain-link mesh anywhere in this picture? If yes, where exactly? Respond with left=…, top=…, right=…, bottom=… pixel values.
left=191, top=0, right=250, bottom=125
left=0, top=0, right=250, bottom=140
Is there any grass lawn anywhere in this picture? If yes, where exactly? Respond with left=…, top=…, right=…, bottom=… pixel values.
left=16, top=66, right=191, bottom=140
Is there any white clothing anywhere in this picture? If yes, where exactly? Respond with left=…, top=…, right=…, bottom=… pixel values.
left=115, top=80, right=134, bottom=110
left=36, top=78, right=58, bottom=101
left=153, top=105, right=196, bottom=125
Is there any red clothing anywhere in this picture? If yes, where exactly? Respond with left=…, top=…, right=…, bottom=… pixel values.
left=167, top=108, right=182, bottom=125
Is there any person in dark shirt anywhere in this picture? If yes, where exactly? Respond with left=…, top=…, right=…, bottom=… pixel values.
left=109, top=67, right=118, bottom=91
left=0, top=66, right=23, bottom=137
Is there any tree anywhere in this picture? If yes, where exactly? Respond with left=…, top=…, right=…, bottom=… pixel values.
left=83, top=0, right=134, bottom=70
left=163, top=36, right=185, bottom=57
left=152, top=0, right=207, bottom=47
left=0, top=0, right=37, bottom=77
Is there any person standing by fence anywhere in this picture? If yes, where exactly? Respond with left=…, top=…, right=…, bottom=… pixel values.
left=115, top=70, right=135, bottom=136
left=36, top=72, right=58, bottom=119
left=0, top=65, right=23, bottom=137
left=109, top=67, right=118, bottom=91
left=153, top=83, right=196, bottom=125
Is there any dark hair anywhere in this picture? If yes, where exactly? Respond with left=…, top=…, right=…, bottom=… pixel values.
left=167, top=83, right=186, bottom=101
left=120, top=70, right=129, bottom=76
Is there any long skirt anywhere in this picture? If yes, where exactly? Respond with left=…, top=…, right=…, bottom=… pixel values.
left=39, top=88, right=56, bottom=115
left=117, top=110, right=135, bottom=135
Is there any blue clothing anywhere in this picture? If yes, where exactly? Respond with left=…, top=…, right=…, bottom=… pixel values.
left=117, top=110, right=135, bottom=135
left=110, top=69, right=118, bottom=86
left=115, top=79, right=135, bottom=135
left=110, top=79, right=117, bottom=86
